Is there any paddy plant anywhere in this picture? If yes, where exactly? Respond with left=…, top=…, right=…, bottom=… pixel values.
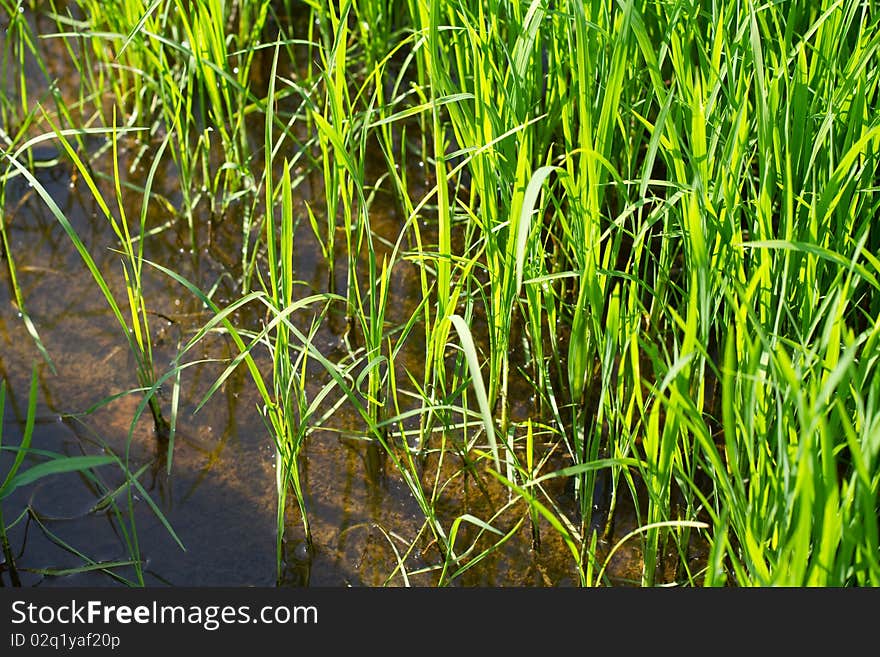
left=392, top=0, right=879, bottom=585
left=306, top=1, right=407, bottom=440
left=1, top=364, right=179, bottom=586
left=3, top=0, right=880, bottom=586
left=0, top=367, right=108, bottom=585
left=46, top=0, right=275, bottom=237
left=3, top=118, right=177, bottom=442
left=619, top=0, right=880, bottom=584
left=0, top=1, right=96, bottom=371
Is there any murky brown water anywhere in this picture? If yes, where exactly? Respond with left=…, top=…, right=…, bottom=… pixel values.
left=0, top=3, right=706, bottom=588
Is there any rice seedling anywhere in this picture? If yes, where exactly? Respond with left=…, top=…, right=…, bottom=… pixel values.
left=42, top=0, right=278, bottom=250
left=0, top=1, right=90, bottom=372
left=4, top=114, right=175, bottom=435
left=620, top=0, right=880, bottom=585
left=0, top=365, right=149, bottom=585
left=2, top=0, right=878, bottom=587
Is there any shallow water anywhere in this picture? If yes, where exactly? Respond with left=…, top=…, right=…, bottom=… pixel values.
left=0, top=4, right=698, bottom=588
left=0, top=157, right=581, bottom=586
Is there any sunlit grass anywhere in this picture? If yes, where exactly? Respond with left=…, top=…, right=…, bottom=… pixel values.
left=1, top=0, right=878, bottom=586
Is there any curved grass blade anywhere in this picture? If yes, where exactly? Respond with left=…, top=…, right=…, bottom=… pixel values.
left=449, top=314, right=499, bottom=472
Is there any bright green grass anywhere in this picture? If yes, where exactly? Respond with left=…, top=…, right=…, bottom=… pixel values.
left=2, top=0, right=878, bottom=586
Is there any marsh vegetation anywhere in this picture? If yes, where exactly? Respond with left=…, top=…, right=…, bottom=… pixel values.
left=1, top=0, right=879, bottom=586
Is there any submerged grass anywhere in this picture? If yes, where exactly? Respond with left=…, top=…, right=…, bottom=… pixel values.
left=1, top=0, right=878, bottom=586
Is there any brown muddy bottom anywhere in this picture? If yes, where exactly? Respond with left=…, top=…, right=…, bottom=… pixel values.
left=0, top=6, right=706, bottom=588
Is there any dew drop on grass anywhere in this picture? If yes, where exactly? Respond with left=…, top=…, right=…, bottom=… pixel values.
left=233, top=67, right=239, bottom=75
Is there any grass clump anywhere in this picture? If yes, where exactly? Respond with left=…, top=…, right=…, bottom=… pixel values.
left=1, top=0, right=878, bottom=586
